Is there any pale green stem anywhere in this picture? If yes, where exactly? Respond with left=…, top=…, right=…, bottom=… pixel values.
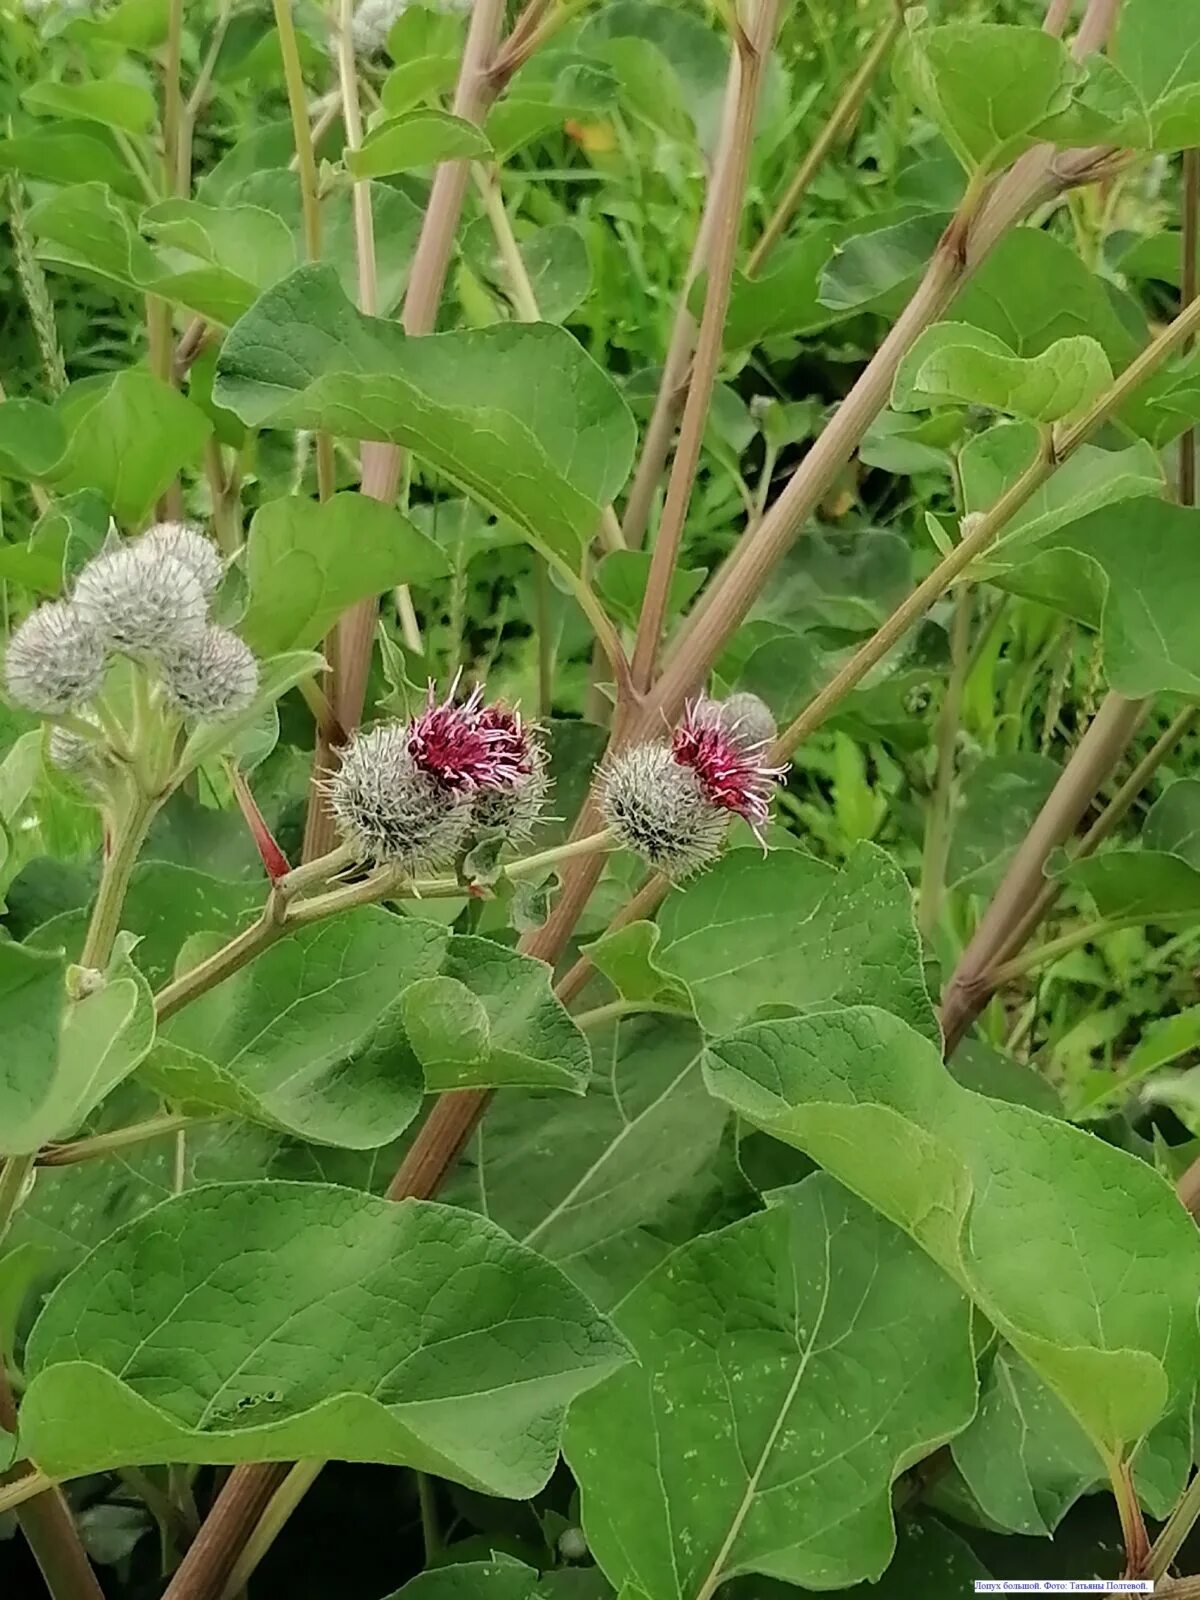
left=572, top=998, right=689, bottom=1030
left=1150, top=1468, right=1200, bottom=1579
left=37, top=1113, right=214, bottom=1168
left=81, top=792, right=158, bottom=970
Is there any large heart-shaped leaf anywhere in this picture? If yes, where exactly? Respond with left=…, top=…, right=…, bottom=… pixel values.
left=565, top=1173, right=976, bottom=1598
left=20, top=1182, right=629, bottom=1493
left=894, top=323, right=1112, bottom=424
left=214, top=264, right=635, bottom=569
left=703, top=1006, right=1200, bottom=1468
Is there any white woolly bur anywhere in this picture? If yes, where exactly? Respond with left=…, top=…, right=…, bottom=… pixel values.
left=469, top=742, right=551, bottom=844
left=4, top=601, right=105, bottom=714
left=136, top=522, right=224, bottom=597
left=327, top=723, right=472, bottom=872
left=72, top=547, right=207, bottom=658
left=599, top=742, right=729, bottom=880
left=161, top=626, right=259, bottom=720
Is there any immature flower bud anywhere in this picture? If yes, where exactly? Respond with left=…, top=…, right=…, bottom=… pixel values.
left=600, top=743, right=730, bottom=880
left=161, top=626, right=259, bottom=720
left=714, top=691, right=776, bottom=752
left=136, top=522, right=224, bottom=597
left=72, top=546, right=207, bottom=659
left=468, top=706, right=550, bottom=843
left=48, top=718, right=99, bottom=772
left=4, top=600, right=105, bottom=714
left=600, top=699, right=787, bottom=879
left=327, top=723, right=472, bottom=872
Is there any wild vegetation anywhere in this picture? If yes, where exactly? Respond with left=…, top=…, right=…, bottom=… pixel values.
left=6, top=0, right=1200, bottom=1596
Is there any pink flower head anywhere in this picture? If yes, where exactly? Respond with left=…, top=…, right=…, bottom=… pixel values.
left=406, top=678, right=530, bottom=793
left=671, top=698, right=786, bottom=841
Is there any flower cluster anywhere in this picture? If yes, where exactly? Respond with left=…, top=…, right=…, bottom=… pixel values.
left=599, top=694, right=784, bottom=879
left=3, top=523, right=258, bottom=771
left=327, top=680, right=549, bottom=873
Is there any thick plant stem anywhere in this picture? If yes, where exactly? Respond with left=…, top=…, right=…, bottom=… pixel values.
left=217, top=1462, right=323, bottom=1600
left=746, top=1, right=906, bottom=276
left=302, top=0, right=508, bottom=863
left=630, top=0, right=781, bottom=694
left=940, top=695, right=1149, bottom=1051
left=1152, top=1469, right=1200, bottom=1578
left=1181, top=149, right=1199, bottom=502
left=81, top=793, right=157, bottom=970
left=0, top=1376, right=104, bottom=1600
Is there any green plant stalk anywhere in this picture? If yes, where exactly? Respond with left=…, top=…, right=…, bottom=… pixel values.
left=630, top=0, right=782, bottom=695
left=988, top=914, right=1155, bottom=987
left=746, top=0, right=908, bottom=276
left=163, top=0, right=185, bottom=195
left=81, top=791, right=159, bottom=970
left=1150, top=1468, right=1200, bottom=1579
left=572, top=998, right=689, bottom=1030
left=918, top=585, right=971, bottom=938
left=36, top=1112, right=213, bottom=1168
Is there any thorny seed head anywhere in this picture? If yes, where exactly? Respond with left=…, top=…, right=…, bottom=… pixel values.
left=407, top=678, right=528, bottom=792
left=136, top=521, right=224, bottom=598
left=160, top=626, right=259, bottom=721
left=4, top=600, right=105, bottom=714
left=670, top=697, right=785, bottom=843
left=712, top=691, right=777, bottom=753
left=72, top=546, right=207, bottom=659
left=469, top=706, right=551, bottom=844
left=599, top=742, right=730, bottom=881
left=326, top=723, right=472, bottom=872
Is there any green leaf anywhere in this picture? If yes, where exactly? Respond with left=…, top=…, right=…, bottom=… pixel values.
left=387, top=1562, right=543, bottom=1600
left=0, top=399, right=68, bottom=481
left=20, top=1182, right=628, bottom=1490
left=239, top=492, right=450, bottom=656
left=1056, top=849, right=1200, bottom=926
left=703, top=1005, right=1200, bottom=1462
left=23, top=79, right=158, bottom=135
left=722, top=224, right=845, bottom=349
left=518, top=224, right=591, bottom=323
left=593, top=550, right=705, bottom=631
left=347, top=109, right=492, bottom=177
left=565, top=1173, right=976, bottom=1597
left=0, top=940, right=155, bottom=1157
left=895, top=322, right=1112, bottom=424
left=1145, top=776, right=1200, bottom=865
left=214, top=264, right=635, bottom=570
left=650, top=842, right=936, bottom=1039
left=960, top=422, right=1163, bottom=556
left=893, top=21, right=1080, bottom=174
left=401, top=935, right=590, bottom=1095
left=0, top=129, right=144, bottom=200
left=582, top=920, right=691, bottom=1008
left=947, top=754, right=1060, bottom=896
left=25, top=862, right=264, bottom=989
left=151, top=908, right=448, bottom=1147
left=818, top=210, right=952, bottom=314
left=54, top=370, right=212, bottom=524
left=993, top=498, right=1200, bottom=698
left=580, top=1, right=730, bottom=152
left=951, top=1349, right=1101, bottom=1535
left=379, top=4, right=467, bottom=112
left=444, top=1017, right=721, bottom=1271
